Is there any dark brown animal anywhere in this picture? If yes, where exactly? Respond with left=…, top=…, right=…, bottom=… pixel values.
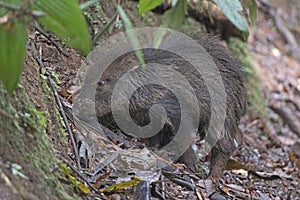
left=95, top=34, right=247, bottom=177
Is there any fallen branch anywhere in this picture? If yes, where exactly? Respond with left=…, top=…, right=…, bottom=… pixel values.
left=28, top=42, right=81, bottom=170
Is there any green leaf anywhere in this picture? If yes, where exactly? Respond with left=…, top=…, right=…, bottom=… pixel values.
left=162, top=0, right=187, bottom=29
left=249, top=1, right=257, bottom=25
left=153, top=0, right=187, bottom=48
left=118, top=5, right=145, bottom=69
left=242, top=0, right=257, bottom=25
left=213, top=0, right=248, bottom=32
left=139, top=0, right=164, bottom=15
left=0, top=23, right=27, bottom=93
left=154, top=28, right=168, bottom=48
left=33, top=0, right=91, bottom=55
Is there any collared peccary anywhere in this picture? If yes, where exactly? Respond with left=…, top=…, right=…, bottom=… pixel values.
left=95, top=34, right=247, bottom=177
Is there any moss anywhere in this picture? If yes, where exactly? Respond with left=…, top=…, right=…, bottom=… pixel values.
left=40, top=77, right=68, bottom=147
left=0, top=83, right=79, bottom=200
left=228, top=37, right=267, bottom=118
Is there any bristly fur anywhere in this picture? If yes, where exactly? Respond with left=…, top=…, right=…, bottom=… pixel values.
left=95, top=34, right=247, bottom=176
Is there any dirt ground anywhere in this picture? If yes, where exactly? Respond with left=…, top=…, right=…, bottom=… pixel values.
left=2, top=0, right=300, bottom=199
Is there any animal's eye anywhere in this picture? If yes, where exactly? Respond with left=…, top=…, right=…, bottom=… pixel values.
left=97, top=81, right=105, bottom=86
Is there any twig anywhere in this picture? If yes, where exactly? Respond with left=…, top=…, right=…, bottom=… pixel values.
left=259, top=1, right=300, bottom=57
left=274, top=9, right=299, bottom=53
left=170, top=177, right=196, bottom=191
left=261, top=120, right=282, bottom=147
left=270, top=101, right=300, bottom=137
left=153, top=181, right=175, bottom=200
left=33, top=22, right=69, bottom=57
left=28, top=43, right=81, bottom=171
left=88, top=154, right=118, bottom=183
left=92, top=11, right=119, bottom=45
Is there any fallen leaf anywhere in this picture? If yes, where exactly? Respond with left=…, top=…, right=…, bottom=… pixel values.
left=231, top=169, right=248, bottom=179
left=100, top=176, right=144, bottom=193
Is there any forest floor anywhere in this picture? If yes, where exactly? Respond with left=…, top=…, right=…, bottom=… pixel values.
left=4, top=0, right=300, bottom=199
